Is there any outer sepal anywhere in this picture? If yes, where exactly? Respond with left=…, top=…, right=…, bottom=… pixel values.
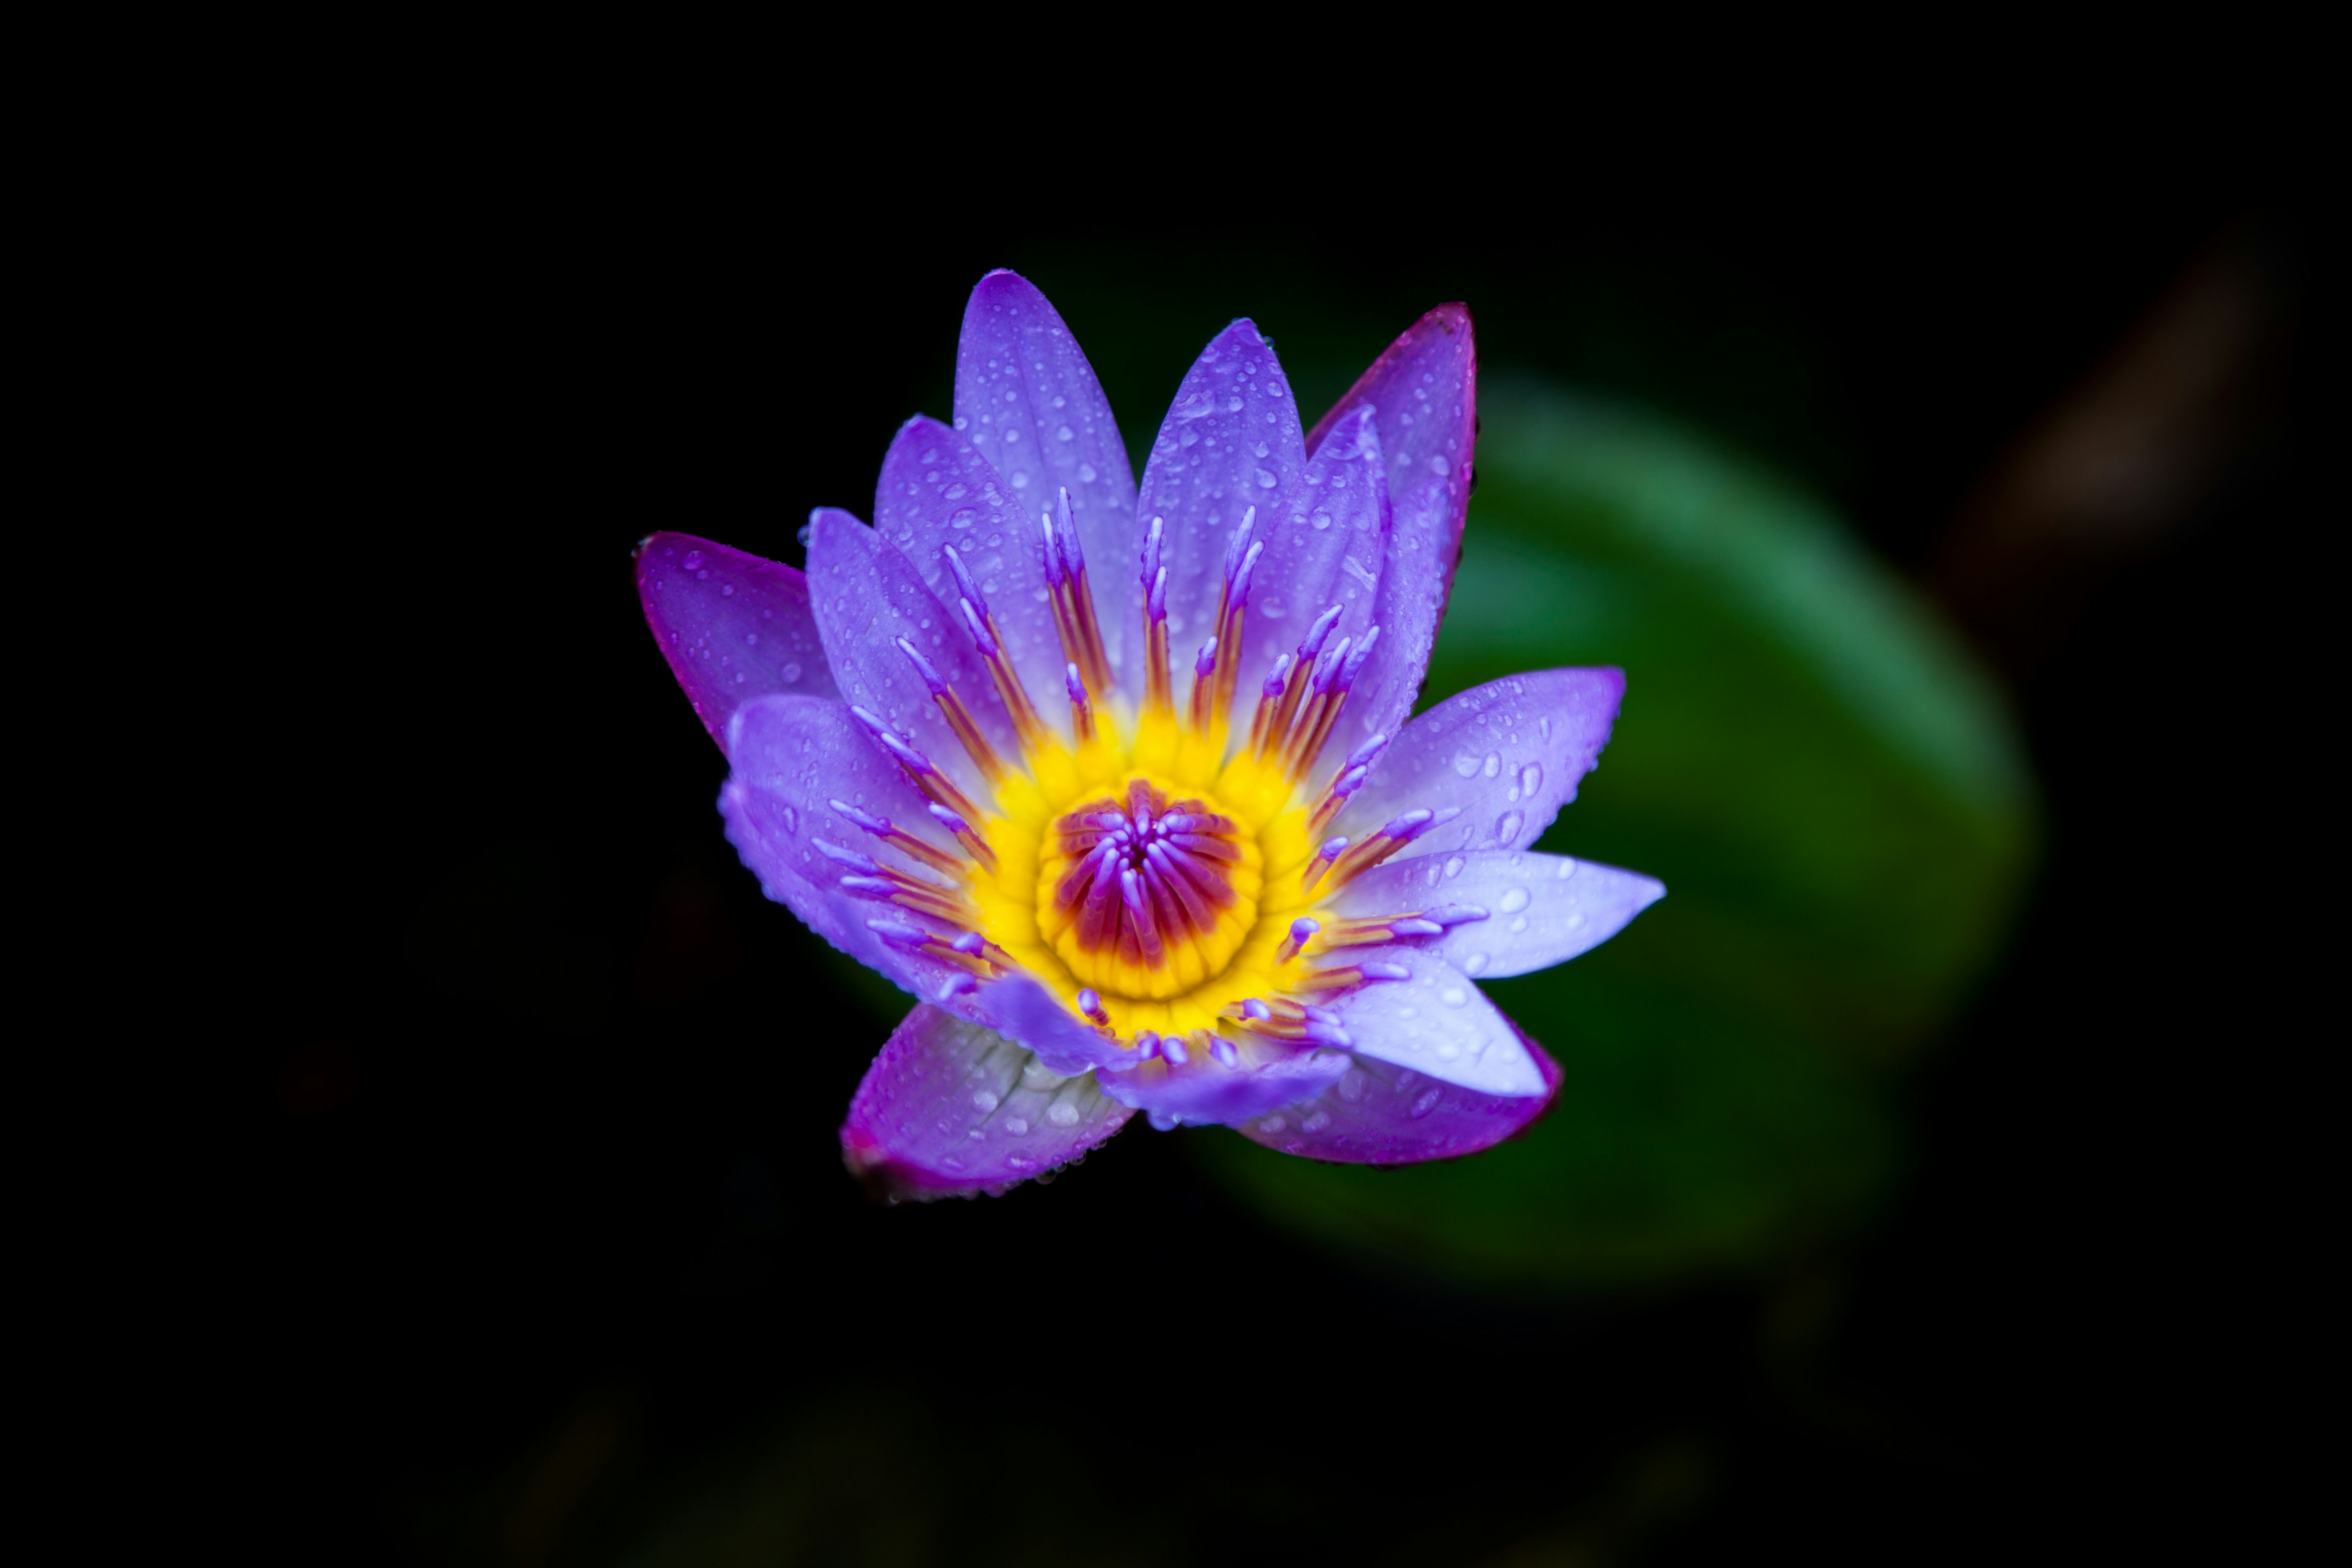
left=842, top=1004, right=1133, bottom=1200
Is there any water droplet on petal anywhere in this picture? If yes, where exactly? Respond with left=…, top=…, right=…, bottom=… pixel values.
left=1439, top=986, right=1468, bottom=1008
left=1003, top=1116, right=1029, bottom=1136
left=1409, top=1088, right=1442, bottom=1119
left=1497, top=887, right=1531, bottom=914
left=1522, top=764, right=1542, bottom=796
left=1496, top=810, right=1524, bottom=843
left=1555, top=857, right=1578, bottom=879
left=1302, top=1110, right=1331, bottom=1132
left=1444, top=856, right=1465, bottom=879
left=971, top=1089, right=1000, bottom=1113
left=1461, top=952, right=1491, bottom=976
left=1483, top=752, right=1501, bottom=778
left=681, top=549, right=705, bottom=570
left=781, top=661, right=802, bottom=684
left=1453, top=752, right=1480, bottom=779
left=1047, top=1102, right=1080, bottom=1127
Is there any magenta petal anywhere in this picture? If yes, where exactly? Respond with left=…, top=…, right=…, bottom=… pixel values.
left=1305, top=304, right=1477, bottom=749
left=718, top=694, right=974, bottom=1008
left=1132, top=319, right=1311, bottom=702
left=954, top=271, right=1136, bottom=682
left=1332, top=668, right=1625, bottom=856
left=872, top=416, right=1070, bottom=739
left=1092, top=1037, right=1351, bottom=1124
left=1325, top=944, right=1550, bottom=1095
left=1332, top=850, right=1665, bottom=979
left=804, top=507, right=1017, bottom=807
left=1232, top=1026, right=1559, bottom=1166
left=635, top=532, right=838, bottom=753
left=841, top=1004, right=1134, bottom=1201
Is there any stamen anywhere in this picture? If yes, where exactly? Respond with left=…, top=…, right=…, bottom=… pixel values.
left=1141, top=519, right=1173, bottom=717
left=1276, top=916, right=1320, bottom=964
left=1320, top=805, right=1460, bottom=892
left=1245, top=653, right=1293, bottom=758
left=1161, top=1034, right=1191, bottom=1066
left=937, top=972, right=977, bottom=1001
left=1065, top=661, right=1096, bottom=745
left=838, top=874, right=972, bottom=923
left=850, top=706, right=990, bottom=831
left=925, top=801, right=999, bottom=872
left=1295, top=959, right=1409, bottom=994
left=1118, top=868, right=1166, bottom=968
left=827, top=799, right=968, bottom=878
left=1076, top=988, right=1110, bottom=1028
left=896, top=637, right=1007, bottom=783
left=1209, top=1034, right=1240, bottom=1068
left=1300, top=836, right=1348, bottom=895
left=948, top=546, right=1053, bottom=756
left=1207, top=511, right=1261, bottom=725
left=1281, top=625, right=1379, bottom=783
left=1308, top=764, right=1369, bottom=836
left=1186, top=637, right=1220, bottom=734
left=1263, top=604, right=1342, bottom=756
left=1239, top=997, right=1273, bottom=1021
left=1056, top=489, right=1114, bottom=695
left=1133, top=1029, right=1161, bottom=1061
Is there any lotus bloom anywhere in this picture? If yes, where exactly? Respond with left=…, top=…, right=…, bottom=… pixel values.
left=635, top=271, right=1663, bottom=1198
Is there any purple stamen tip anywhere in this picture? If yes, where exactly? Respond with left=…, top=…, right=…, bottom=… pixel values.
left=879, top=732, right=934, bottom=774
left=1331, top=765, right=1368, bottom=799
left=1430, top=905, right=1491, bottom=926
left=1360, top=961, right=1411, bottom=982
left=1346, top=733, right=1389, bottom=770
left=1148, top=565, right=1168, bottom=622
left=958, top=596, right=998, bottom=657
left=1194, top=637, right=1218, bottom=678
left=1337, top=627, right=1380, bottom=689
left=950, top=932, right=985, bottom=954
left=1230, top=538, right=1264, bottom=601
left=867, top=918, right=929, bottom=947
left=943, top=544, right=988, bottom=616
left=1428, top=807, right=1462, bottom=830
left=926, top=802, right=972, bottom=835
left=1161, top=1035, right=1190, bottom=1066
left=829, top=799, right=890, bottom=835
left=1291, top=916, right=1320, bottom=941
left=848, top=705, right=890, bottom=736
left=937, top=972, right=977, bottom=1001
left=1240, top=998, right=1272, bottom=1021
left=1065, top=662, right=1089, bottom=706
left=1210, top=1036, right=1240, bottom=1067
left=1385, top=811, right=1439, bottom=846
left=1316, top=836, right=1349, bottom=861
left=1313, top=638, right=1353, bottom=694
left=838, top=875, right=895, bottom=896
left=1298, top=604, right=1344, bottom=660
left=1391, top=918, right=1445, bottom=938
left=1224, top=508, right=1256, bottom=578
left=896, top=637, right=948, bottom=696
left=1134, top=1029, right=1160, bottom=1060
left=812, top=839, right=881, bottom=874
left=1262, top=655, right=1292, bottom=701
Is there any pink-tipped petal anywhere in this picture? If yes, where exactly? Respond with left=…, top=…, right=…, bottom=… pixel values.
left=954, top=271, right=1135, bottom=681
left=1232, top=1024, right=1559, bottom=1166
left=841, top=1004, right=1133, bottom=1201
left=1092, top=1037, right=1352, bottom=1124
left=1331, top=669, right=1624, bottom=858
left=804, top=508, right=1017, bottom=806
left=1322, top=944, right=1550, bottom=1096
left=872, top=416, right=1070, bottom=735
left=1306, top=304, right=1477, bottom=752
left=635, top=533, right=838, bottom=753
left=1132, top=320, right=1309, bottom=701
left=719, top=694, right=971, bottom=1006
left=1332, top=851, right=1664, bottom=979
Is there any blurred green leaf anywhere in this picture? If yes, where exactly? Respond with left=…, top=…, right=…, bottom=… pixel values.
left=1194, top=381, right=2037, bottom=1288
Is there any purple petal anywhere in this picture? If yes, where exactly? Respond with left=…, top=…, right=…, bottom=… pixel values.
left=1331, top=850, right=1664, bottom=979
left=804, top=508, right=1017, bottom=806
left=1323, top=944, right=1549, bottom=1096
left=841, top=1004, right=1134, bottom=1200
left=1132, top=320, right=1309, bottom=706
left=1093, top=1036, right=1352, bottom=1124
left=1305, top=304, right=1477, bottom=753
left=1331, top=669, right=1624, bottom=857
left=635, top=532, right=838, bottom=753
left=871, top=416, right=1072, bottom=737
left=954, top=271, right=1135, bottom=682
left=1231, top=1026, right=1559, bottom=1166
left=718, top=694, right=971, bottom=1005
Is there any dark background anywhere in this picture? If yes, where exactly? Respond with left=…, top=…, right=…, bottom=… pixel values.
left=156, top=139, right=2321, bottom=1564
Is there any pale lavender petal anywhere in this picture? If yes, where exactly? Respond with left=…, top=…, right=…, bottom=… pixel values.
left=1232, top=1030, right=1559, bottom=1166
left=1306, top=304, right=1477, bottom=753
left=1331, top=669, right=1624, bottom=857
left=1132, top=320, right=1309, bottom=701
left=635, top=532, right=838, bottom=752
left=954, top=272, right=1135, bottom=682
left=841, top=1004, right=1133, bottom=1201
left=1093, top=1037, right=1352, bottom=1125
left=970, top=972, right=1130, bottom=1078
left=1242, top=404, right=1390, bottom=760
left=804, top=507, right=1016, bottom=807
left=1323, top=944, right=1549, bottom=1096
left=718, top=694, right=974, bottom=1008
left=1331, top=850, right=1665, bottom=979
left=870, top=416, right=1070, bottom=736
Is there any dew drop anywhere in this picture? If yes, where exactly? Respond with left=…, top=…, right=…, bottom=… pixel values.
left=681, top=549, right=705, bottom=570
left=1444, top=856, right=1465, bottom=879
left=1555, top=857, right=1578, bottom=879
left=1302, top=1110, right=1331, bottom=1132
left=1047, top=1102, right=1081, bottom=1127
left=1453, top=752, right=1481, bottom=779
left=971, top=1089, right=1000, bottom=1113
left=1461, top=952, right=1491, bottom=976
left=781, top=661, right=802, bottom=684
left=1496, top=810, right=1524, bottom=842
left=1522, top=764, right=1542, bottom=796
left=1439, top=986, right=1468, bottom=1008
left=1003, top=1116, right=1030, bottom=1136
left=1337, top=1070, right=1368, bottom=1103
left=1077, top=463, right=1097, bottom=482
left=1057, top=425, right=1075, bottom=441
left=1011, top=472, right=1029, bottom=488
left=1483, top=752, right=1501, bottom=778
left=1261, top=1115, right=1286, bottom=1134
left=1255, top=468, right=1277, bottom=489
left=1409, top=1088, right=1442, bottom=1119
left=1510, top=916, right=1529, bottom=934
left=1497, top=887, right=1531, bottom=914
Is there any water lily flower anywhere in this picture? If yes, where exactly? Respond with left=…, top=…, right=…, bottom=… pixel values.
left=636, top=271, right=1663, bottom=1199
